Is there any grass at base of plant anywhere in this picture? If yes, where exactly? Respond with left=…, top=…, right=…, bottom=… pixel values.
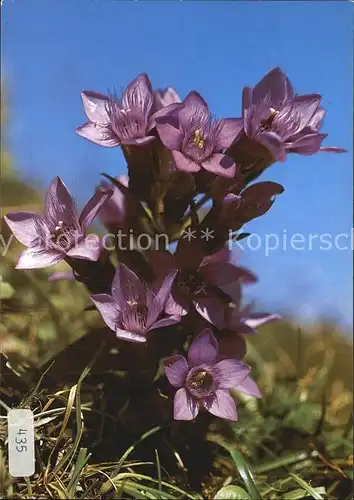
left=0, top=331, right=352, bottom=500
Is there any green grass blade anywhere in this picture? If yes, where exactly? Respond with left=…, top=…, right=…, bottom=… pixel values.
left=155, top=449, right=162, bottom=495
left=253, top=451, right=309, bottom=474
left=67, top=448, right=92, bottom=498
left=283, top=487, right=326, bottom=500
left=99, top=426, right=163, bottom=495
left=229, top=450, right=262, bottom=500
left=289, top=473, right=325, bottom=500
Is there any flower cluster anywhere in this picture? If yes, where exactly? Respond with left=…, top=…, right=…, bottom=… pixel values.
left=5, top=68, right=345, bottom=422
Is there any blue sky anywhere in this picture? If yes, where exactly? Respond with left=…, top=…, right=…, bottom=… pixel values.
left=2, top=0, right=353, bottom=328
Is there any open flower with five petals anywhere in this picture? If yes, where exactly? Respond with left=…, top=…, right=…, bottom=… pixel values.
left=90, top=263, right=181, bottom=343
left=156, top=91, right=242, bottom=177
left=240, top=67, right=346, bottom=162
left=5, top=177, right=112, bottom=269
left=164, top=328, right=259, bottom=421
left=77, top=73, right=159, bottom=147
left=150, top=244, right=256, bottom=326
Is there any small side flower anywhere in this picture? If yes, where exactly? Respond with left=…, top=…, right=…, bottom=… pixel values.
left=4, top=177, right=112, bottom=269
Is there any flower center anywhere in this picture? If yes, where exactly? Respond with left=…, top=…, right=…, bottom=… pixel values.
left=53, top=220, right=66, bottom=235
left=186, top=367, right=215, bottom=398
left=260, top=107, right=279, bottom=131
left=107, top=99, right=144, bottom=141
left=189, top=370, right=213, bottom=390
left=193, top=129, right=205, bottom=149
left=120, top=303, right=148, bottom=335
left=179, top=271, right=207, bottom=296
left=51, top=220, right=76, bottom=251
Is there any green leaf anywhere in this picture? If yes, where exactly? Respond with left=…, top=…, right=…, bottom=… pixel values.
left=289, top=474, right=325, bottom=500
left=229, top=450, right=262, bottom=500
left=214, top=485, right=251, bottom=499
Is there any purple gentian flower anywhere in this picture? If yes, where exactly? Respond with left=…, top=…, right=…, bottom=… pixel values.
left=150, top=245, right=256, bottom=326
left=241, top=67, right=346, bottom=161
left=77, top=73, right=158, bottom=147
left=164, top=328, right=259, bottom=421
left=156, top=91, right=242, bottom=177
left=4, top=177, right=112, bottom=269
left=213, top=280, right=280, bottom=333
left=90, top=263, right=181, bottom=343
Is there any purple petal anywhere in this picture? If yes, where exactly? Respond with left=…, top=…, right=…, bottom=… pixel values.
left=242, top=87, right=253, bottom=116
left=188, top=328, right=218, bottom=367
left=202, top=262, right=257, bottom=286
left=181, top=91, right=209, bottom=117
left=44, top=176, right=78, bottom=224
left=174, top=388, right=199, bottom=420
left=172, top=150, right=200, bottom=173
left=154, top=271, right=178, bottom=310
left=203, top=389, right=238, bottom=421
left=4, top=211, right=42, bottom=246
left=80, top=90, right=110, bottom=123
left=286, top=133, right=327, bottom=155
left=291, top=94, right=321, bottom=130
left=98, top=175, right=132, bottom=228
left=90, top=293, right=117, bottom=332
left=154, top=87, right=181, bottom=110
left=194, top=297, right=226, bottom=329
left=244, top=312, right=281, bottom=330
left=252, top=67, right=294, bottom=108
left=164, top=355, right=189, bottom=388
left=16, top=247, right=63, bottom=269
left=215, top=118, right=243, bottom=149
left=215, top=359, right=250, bottom=389
left=76, top=122, right=120, bottom=147
left=308, top=108, right=326, bottom=131
left=115, top=328, right=147, bottom=343
left=152, top=315, right=182, bottom=329
left=122, top=73, right=153, bottom=118
left=124, top=136, right=155, bottom=145
left=319, top=146, right=347, bottom=153
left=235, top=376, right=262, bottom=398
left=156, top=118, right=183, bottom=150
left=66, top=236, right=101, bottom=261
left=202, top=247, right=229, bottom=265
left=201, top=154, right=235, bottom=178
left=146, top=271, right=178, bottom=328
left=111, top=263, right=146, bottom=305
left=79, top=188, right=113, bottom=231
left=165, top=293, right=189, bottom=317
left=258, top=131, right=287, bottom=162
left=242, top=181, right=285, bottom=201
left=150, top=102, right=184, bottom=126
left=48, top=271, right=75, bottom=282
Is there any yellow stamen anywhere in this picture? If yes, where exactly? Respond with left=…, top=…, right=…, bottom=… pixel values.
left=54, top=221, right=64, bottom=233
left=193, top=129, right=204, bottom=149
left=269, top=107, right=279, bottom=117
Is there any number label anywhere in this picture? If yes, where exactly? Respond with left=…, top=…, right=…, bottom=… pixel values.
left=8, top=410, right=35, bottom=477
